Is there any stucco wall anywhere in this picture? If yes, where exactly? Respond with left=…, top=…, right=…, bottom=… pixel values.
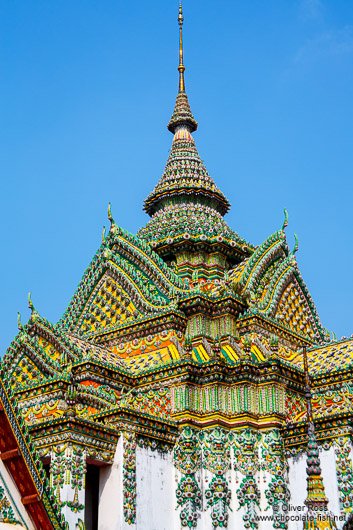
left=95, top=437, right=347, bottom=530
left=98, top=437, right=124, bottom=530
left=135, top=445, right=177, bottom=530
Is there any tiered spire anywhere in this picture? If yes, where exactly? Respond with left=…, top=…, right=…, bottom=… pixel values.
left=140, top=3, right=234, bottom=245
left=303, top=346, right=336, bottom=529
left=167, top=3, right=198, bottom=134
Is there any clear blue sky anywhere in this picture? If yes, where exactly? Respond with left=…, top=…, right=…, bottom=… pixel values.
left=1, top=0, right=353, bottom=354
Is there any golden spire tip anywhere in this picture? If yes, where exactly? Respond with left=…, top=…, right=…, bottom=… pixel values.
left=178, top=2, right=183, bottom=25
left=178, top=2, right=185, bottom=93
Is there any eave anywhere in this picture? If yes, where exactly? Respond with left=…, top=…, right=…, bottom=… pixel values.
left=28, top=416, right=119, bottom=462
left=93, top=406, right=179, bottom=445
left=283, top=412, right=353, bottom=450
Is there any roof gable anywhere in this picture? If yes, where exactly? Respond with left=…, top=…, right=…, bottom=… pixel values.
left=0, top=378, right=66, bottom=530
left=58, top=225, right=187, bottom=335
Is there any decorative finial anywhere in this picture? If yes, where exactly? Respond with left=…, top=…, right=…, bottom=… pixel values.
left=28, top=292, right=39, bottom=321
left=282, top=208, right=288, bottom=230
left=293, top=233, right=299, bottom=254
left=107, top=202, right=118, bottom=234
left=178, top=2, right=185, bottom=93
left=28, top=292, right=34, bottom=312
left=108, top=203, right=113, bottom=224
left=102, top=226, right=106, bottom=243
left=17, top=312, right=22, bottom=330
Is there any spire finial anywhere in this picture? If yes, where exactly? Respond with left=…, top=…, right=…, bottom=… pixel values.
left=178, top=2, right=185, bottom=93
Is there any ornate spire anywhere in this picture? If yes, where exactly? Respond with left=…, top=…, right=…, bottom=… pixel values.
left=139, top=4, right=245, bottom=258
left=303, top=346, right=336, bottom=529
left=167, top=3, right=197, bottom=134
left=143, top=4, right=229, bottom=217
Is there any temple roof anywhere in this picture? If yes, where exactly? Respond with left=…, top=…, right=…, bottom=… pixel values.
left=167, top=91, right=198, bottom=134
left=1, top=7, right=350, bottom=489
left=0, top=375, right=67, bottom=529
left=142, top=126, right=230, bottom=217
left=140, top=3, right=238, bottom=254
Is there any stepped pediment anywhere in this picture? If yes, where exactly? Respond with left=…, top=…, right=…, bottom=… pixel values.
left=59, top=224, right=188, bottom=336
left=0, top=316, right=81, bottom=392
left=222, top=224, right=328, bottom=343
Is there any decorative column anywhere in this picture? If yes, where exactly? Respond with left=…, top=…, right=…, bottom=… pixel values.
left=50, top=443, right=86, bottom=529
left=174, top=426, right=202, bottom=528
left=302, top=346, right=336, bottom=530
left=122, top=431, right=137, bottom=525
left=203, top=428, right=231, bottom=528
left=261, top=430, right=290, bottom=529
left=334, top=437, right=353, bottom=516
left=233, top=428, right=260, bottom=529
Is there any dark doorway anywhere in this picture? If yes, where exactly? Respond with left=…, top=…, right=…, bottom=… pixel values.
left=42, top=462, right=50, bottom=479
left=84, top=465, right=99, bottom=530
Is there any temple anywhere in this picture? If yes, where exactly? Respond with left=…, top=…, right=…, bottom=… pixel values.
left=1, top=4, right=352, bottom=530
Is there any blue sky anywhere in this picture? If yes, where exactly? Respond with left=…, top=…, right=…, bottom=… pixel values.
left=1, top=0, right=353, bottom=353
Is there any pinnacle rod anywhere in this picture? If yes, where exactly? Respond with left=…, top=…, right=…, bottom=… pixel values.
left=178, top=2, right=185, bottom=92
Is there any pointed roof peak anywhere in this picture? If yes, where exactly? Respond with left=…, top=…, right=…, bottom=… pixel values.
left=140, top=4, right=233, bottom=243
left=167, top=4, right=198, bottom=134
left=178, top=2, right=185, bottom=93
left=167, top=92, right=198, bottom=134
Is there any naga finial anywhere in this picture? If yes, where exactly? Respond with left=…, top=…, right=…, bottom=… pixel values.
left=293, top=233, right=299, bottom=254
left=17, top=312, right=22, bottom=330
left=102, top=226, right=106, bottom=243
left=28, top=292, right=39, bottom=320
left=107, top=202, right=117, bottom=233
left=28, top=292, right=34, bottom=312
left=108, top=202, right=113, bottom=223
left=178, top=2, right=185, bottom=93
left=282, top=208, right=288, bottom=230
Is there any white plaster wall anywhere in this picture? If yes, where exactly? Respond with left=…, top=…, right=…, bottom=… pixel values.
left=96, top=440, right=344, bottom=530
left=258, top=470, right=279, bottom=530
left=197, top=467, right=214, bottom=530
left=224, top=468, right=240, bottom=530
left=0, top=459, right=34, bottom=530
left=287, top=452, right=310, bottom=530
left=60, top=479, right=86, bottom=530
left=221, top=468, right=249, bottom=530
left=135, top=445, right=178, bottom=530
left=320, top=446, right=340, bottom=519
left=98, top=437, right=124, bottom=530
left=287, top=452, right=308, bottom=530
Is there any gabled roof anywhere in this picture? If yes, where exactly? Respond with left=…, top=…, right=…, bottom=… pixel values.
left=58, top=223, right=187, bottom=335
left=0, top=377, right=66, bottom=530
left=1, top=316, right=82, bottom=392
left=288, top=336, right=353, bottom=374
left=223, top=222, right=328, bottom=343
